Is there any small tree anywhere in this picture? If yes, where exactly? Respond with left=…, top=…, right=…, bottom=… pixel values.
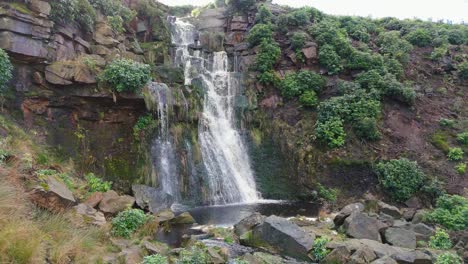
left=100, top=59, right=151, bottom=93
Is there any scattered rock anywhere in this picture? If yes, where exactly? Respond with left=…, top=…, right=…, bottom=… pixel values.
left=242, top=252, right=285, bottom=264
left=84, top=192, right=103, bottom=208
left=411, top=210, right=427, bottom=224
left=378, top=201, right=402, bottom=219
left=207, top=247, right=226, bottom=264
left=344, top=212, right=382, bottom=242
left=117, top=246, right=143, bottom=264
left=405, top=197, right=423, bottom=209
left=234, top=212, right=265, bottom=237
left=252, top=215, right=315, bottom=260
left=98, top=190, right=135, bottom=214
left=347, top=246, right=378, bottom=264
left=334, top=202, right=365, bottom=226
left=407, top=223, right=434, bottom=241
left=142, top=240, right=169, bottom=255
left=390, top=251, right=432, bottom=264
left=170, top=212, right=196, bottom=225
left=402, top=208, right=416, bottom=221
left=384, top=227, right=417, bottom=249
left=322, top=246, right=351, bottom=264
left=371, top=256, right=398, bottom=264
left=29, top=175, right=76, bottom=212
left=72, top=203, right=106, bottom=226
left=132, top=184, right=174, bottom=214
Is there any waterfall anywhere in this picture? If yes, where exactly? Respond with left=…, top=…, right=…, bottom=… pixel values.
left=146, top=82, right=180, bottom=200
left=170, top=17, right=259, bottom=204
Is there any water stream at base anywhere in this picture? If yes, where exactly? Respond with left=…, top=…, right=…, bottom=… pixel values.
left=168, top=17, right=259, bottom=205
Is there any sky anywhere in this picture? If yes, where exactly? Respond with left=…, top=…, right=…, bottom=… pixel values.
left=158, top=0, right=468, bottom=23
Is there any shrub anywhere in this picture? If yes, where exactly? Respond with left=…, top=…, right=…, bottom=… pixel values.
left=375, top=158, right=425, bottom=202
left=311, top=19, right=352, bottom=57
left=143, top=254, right=169, bottom=264
left=100, top=59, right=151, bottom=93
left=133, top=114, right=157, bottom=139
left=276, top=14, right=289, bottom=34
left=317, top=184, right=338, bottom=203
left=405, top=28, right=432, bottom=47
left=50, top=0, right=96, bottom=32
left=0, top=48, right=13, bottom=93
left=89, top=0, right=135, bottom=23
left=377, top=31, right=413, bottom=63
left=315, top=117, right=346, bottom=148
left=291, top=32, right=307, bottom=51
left=439, top=118, right=455, bottom=128
left=318, top=44, right=343, bottom=75
left=447, top=29, right=466, bottom=45
left=457, top=132, right=468, bottom=145
left=255, top=4, right=272, bottom=24
left=457, top=61, right=468, bottom=81
left=346, top=50, right=383, bottom=71
left=354, top=117, right=381, bottom=141
left=75, top=0, right=96, bottom=32
left=85, top=173, right=112, bottom=193
left=429, top=228, right=452, bottom=249
left=431, top=46, right=448, bottom=61
left=425, top=195, right=468, bottom=231
left=299, top=90, right=318, bottom=108
left=384, top=57, right=404, bottom=78
left=247, top=24, right=273, bottom=47
left=254, top=40, right=281, bottom=85
left=447, top=147, right=463, bottom=161
left=455, top=163, right=466, bottom=174
left=107, top=15, right=124, bottom=33
left=421, top=177, right=446, bottom=202
left=382, top=75, right=416, bottom=105
left=312, top=237, right=330, bottom=261
left=288, top=8, right=310, bottom=27
left=111, top=209, right=149, bottom=238
left=176, top=243, right=209, bottom=264
left=280, top=70, right=325, bottom=98
left=435, top=252, right=462, bottom=264
left=226, top=0, right=255, bottom=13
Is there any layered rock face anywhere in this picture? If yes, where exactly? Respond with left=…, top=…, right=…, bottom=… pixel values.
left=0, top=0, right=170, bottom=188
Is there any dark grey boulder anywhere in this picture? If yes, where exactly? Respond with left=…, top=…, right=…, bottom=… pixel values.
left=384, top=227, right=417, bottom=249
left=371, top=256, right=398, bottom=264
left=322, top=246, right=351, bottom=264
left=334, top=202, right=365, bottom=226
left=344, top=212, right=382, bottom=242
left=348, top=246, right=378, bottom=264
left=234, top=212, right=265, bottom=237
left=252, top=215, right=315, bottom=260
left=378, top=201, right=402, bottom=219
left=132, top=185, right=174, bottom=213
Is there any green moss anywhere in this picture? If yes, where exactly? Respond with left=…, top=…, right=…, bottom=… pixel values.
left=8, top=2, right=32, bottom=14
left=431, top=131, right=450, bottom=153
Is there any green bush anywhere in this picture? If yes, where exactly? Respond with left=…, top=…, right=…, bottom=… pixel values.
left=226, top=0, right=255, bottom=13
left=346, top=50, right=383, bottom=71
left=315, top=117, right=346, bottom=148
left=318, top=44, right=343, bottom=75
left=354, top=117, right=381, bottom=141
left=291, top=32, right=307, bottom=51
left=447, top=29, right=466, bottom=45
left=247, top=24, right=273, bottom=47
left=111, top=209, right=149, bottom=238
left=435, top=252, right=462, bottom=264
left=447, top=147, right=463, bottom=161
left=431, top=46, right=448, bottom=61
left=311, top=19, right=352, bottom=57
left=143, top=254, right=168, bottom=264
left=312, top=237, right=330, bottom=261
left=405, top=28, right=432, bottom=47
left=425, top=195, right=468, bottom=231
left=89, top=0, right=135, bottom=23
left=287, top=8, right=310, bottom=27
left=384, top=57, right=404, bottom=78
left=375, top=158, right=425, bottom=202
left=317, top=184, right=338, bottom=203
left=382, top=75, right=416, bottom=105
left=280, top=70, right=325, bottom=98
left=255, top=4, right=272, bottom=24
left=0, top=48, right=13, bottom=93
left=377, top=31, right=413, bottom=63
left=457, top=61, right=468, bottom=81
left=299, top=90, right=318, bottom=108
left=176, top=243, right=209, bottom=264
left=133, top=114, right=157, bottom=139
left=439, top=118, right=455, bottom=128
left=85, top=173, right=112, bottom=193
left=429, top=228, right=452, bottom=249
left=100, top=59, right=151, bottom=93
left=254, top=40, right=281, bottom=85
left=457, top=132, right=468, bottom=145
left=455, top=163, right=466, bottom=174
left=50, top=0, right=96, bottom=32
left=107, top=15, right=124, bottom=33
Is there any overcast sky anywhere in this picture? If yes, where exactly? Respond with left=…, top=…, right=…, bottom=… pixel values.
left=158, top=0, right=468, bottom=23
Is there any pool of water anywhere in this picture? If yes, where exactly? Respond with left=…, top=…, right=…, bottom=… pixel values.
left=156, top=201, right=319, bottom=247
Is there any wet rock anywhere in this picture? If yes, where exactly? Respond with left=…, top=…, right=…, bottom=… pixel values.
left=84, top=192, right=103, bottom=208
left=252, top=215, right=315, bottom=260
left=378, top=201, right=402, bottom=219
left=347, top=246, right=378, bottom=264
left=170, top=212, right=195, bottom=225
left=334, top=202, right=365, bottom=226
left=234, top=212, right=265, bottom=237
left=72, top=203, right=106, bottom=226
left=29, top=175, right=76, bottom=212
left=384, top=227, right=417, bottom=249
left=371, top=256, right=398, bottom=264
left=98, top=190, right=135, bottom=214
left=322, top=246, right=351, bottom=264
left=344, top=212, right=382, bottom=242
left=132, top=184, right=174, bottom=213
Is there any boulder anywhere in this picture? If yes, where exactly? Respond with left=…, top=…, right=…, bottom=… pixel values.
left=322, top=246, right=351, bottom=264
left=154, top=208, right=175, bottom=222
left=347, top=246, right=378, bottom=264
left=371, top=256, right=398, bottom=264
left=242, top=252, right=285, bottom=264
left=378, top=201, right=402, bottom=219
left=302, top=43, right=317, bottom=60
left=402, top=208, right=416, bottom=221
left=93, top=22, right=119, bottom=46
left=132, top=184, right=174, bottom=213
left=334, top=202, right=365, bottom=226
left=98, top=190, right=135, bottom=214
left=406, top=223, right=434, bottom=241
left=142, top=240, right=169, bottom=255
left=29, top=175, right=76, bottom=212
left=170, top=212, right=195, bottom=225
left=84, top=192, right=103, bottom=208
left=384, top=227, right=417, bottom=249
left=344, top=212, right=382, bottom=242
left=390, top=251, right=432, bottom=264
left=72, top=203, right=106, bottom=226
left=252, top=215, right=315, bottom=260
left=29, top=0, right=51, bottom=16
left=234, top=213, right=265, bottom=237
left=411, top=210, right=427, bottom=224
left=405, top=197, right=423, bottom=209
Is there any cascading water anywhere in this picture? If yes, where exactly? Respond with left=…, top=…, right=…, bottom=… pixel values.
left=170, top=17, right=259, bottom=204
